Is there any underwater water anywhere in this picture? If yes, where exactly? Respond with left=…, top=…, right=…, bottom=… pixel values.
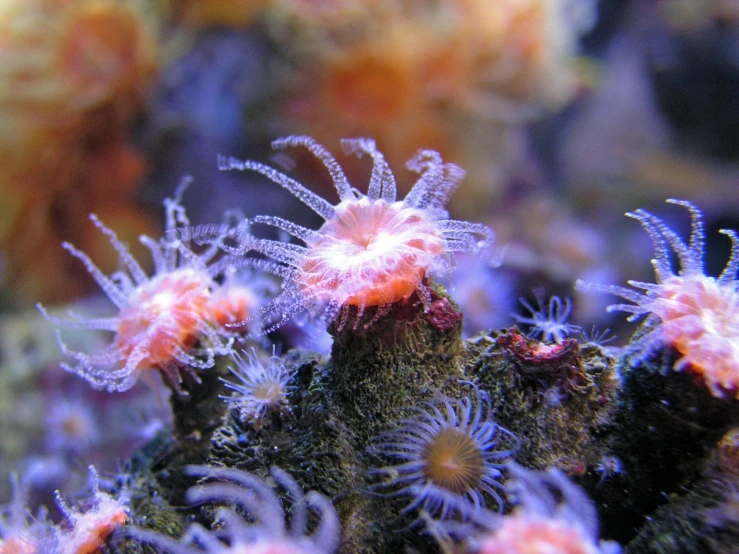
left=1, top=0, right=739, bottom=552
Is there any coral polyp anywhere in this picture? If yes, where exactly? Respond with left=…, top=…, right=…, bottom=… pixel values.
left=221, top=347, right=296, bottom=422
left=369, top=383, right=519, bottom=522
left=219, top=136, right=496, bottom=332
left=126, top=465, right=341, bottom=554
left=458, top=465, right=620, bottom=554
left=576, top=199, right=739, bottom=399
left=38, top=183, right=234, bottom=393
left=53, top=466, right=129, bottom=554
left=514, top=293, right=581, bottom=344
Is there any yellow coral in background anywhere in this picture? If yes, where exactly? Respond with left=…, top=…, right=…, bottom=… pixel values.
left=432, top=0, right=596, bottom=118
left=0, top=0, right=157, bottom=139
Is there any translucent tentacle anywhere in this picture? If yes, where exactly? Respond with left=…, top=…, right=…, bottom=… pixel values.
left=219, top=155, right=336, bottom=221
left=341, top=137, right=397, bottom=202
left=273, top=135, right=352, bottom=200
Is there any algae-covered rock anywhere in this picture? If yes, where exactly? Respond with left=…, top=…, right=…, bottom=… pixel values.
left=600, top=345, right=739, bottom=543
left=465, top=328, right=620, bottom=475
left=207, top=285, right=469, bottom=553
left=625, top=428, right=739, bottom=553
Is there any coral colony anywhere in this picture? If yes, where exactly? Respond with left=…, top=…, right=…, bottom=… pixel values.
left=6, top=137, right=739, bottom=553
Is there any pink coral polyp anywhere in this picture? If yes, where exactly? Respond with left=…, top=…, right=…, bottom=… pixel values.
left=648, top=274, right=739, bottom=397
left=219, top=136, right=496, bottom=332
left=576, top=199, right=739, bottom=399
left=480, top=517, right=601, bottom=554
left=300, top=197, right=446, bottom=307
left=114, top=267, right=211, bottom=369
left=38, top=183, right=234, bottom=393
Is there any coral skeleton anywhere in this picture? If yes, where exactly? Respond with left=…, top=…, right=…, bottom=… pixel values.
left=218, top=136, right=497, bottom=333
left=576, top=199, right=739, bottom=399
left=125, top=465, right=341, bottom=554
left=369, top=383, right=519, bottom=524
left=38, top=181, right=234, bottom=393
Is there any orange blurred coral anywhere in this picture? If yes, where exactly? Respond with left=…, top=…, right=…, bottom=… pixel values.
left=166, top=0, right=271, bottom=28
left=281, top=0, right=593, bottom=206
left=0, top=0, right=160, bottom=304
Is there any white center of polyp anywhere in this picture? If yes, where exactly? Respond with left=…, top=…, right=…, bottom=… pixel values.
left=150, top=290, right=178, bottom=314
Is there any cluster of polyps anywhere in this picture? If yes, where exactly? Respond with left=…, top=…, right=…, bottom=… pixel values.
left=577, top=199, right=739, bottom=399
left=38, top=181, right=235, bottom=393
left=126, top=465, right=341, bottom=554
left=218, top=135, right=497, bottom=332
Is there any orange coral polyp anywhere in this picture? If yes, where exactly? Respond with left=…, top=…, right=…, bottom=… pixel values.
left=114, top=268, right=211, bottom=369
left=649, top=274, right=739, bottom=396
left=298, top=199, right=445, bottom=307
left=219, top=136, right=496, bottom=333
left=576, top=199, right=739, bottom=400
left=480, top=517, right=600, bottom=554
left=208, top=285, right=258, bottom=331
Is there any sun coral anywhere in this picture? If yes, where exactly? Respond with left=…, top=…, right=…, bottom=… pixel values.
left=463, top=465, right=620, bottom=554
left=218, top=136, right=497, bottom=333
left=369, top=383, right=519, bottom=523
left=53, top=466, right=129, bottom=554
left=221, top=347, right=296, bottom=422
left=126, top=465, right=341, bottom=554
left=576, top=199, right=739, bottom=399
left=207, top=259, right=278, bottom=334
left=37, top=182, right=234, bottom=393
